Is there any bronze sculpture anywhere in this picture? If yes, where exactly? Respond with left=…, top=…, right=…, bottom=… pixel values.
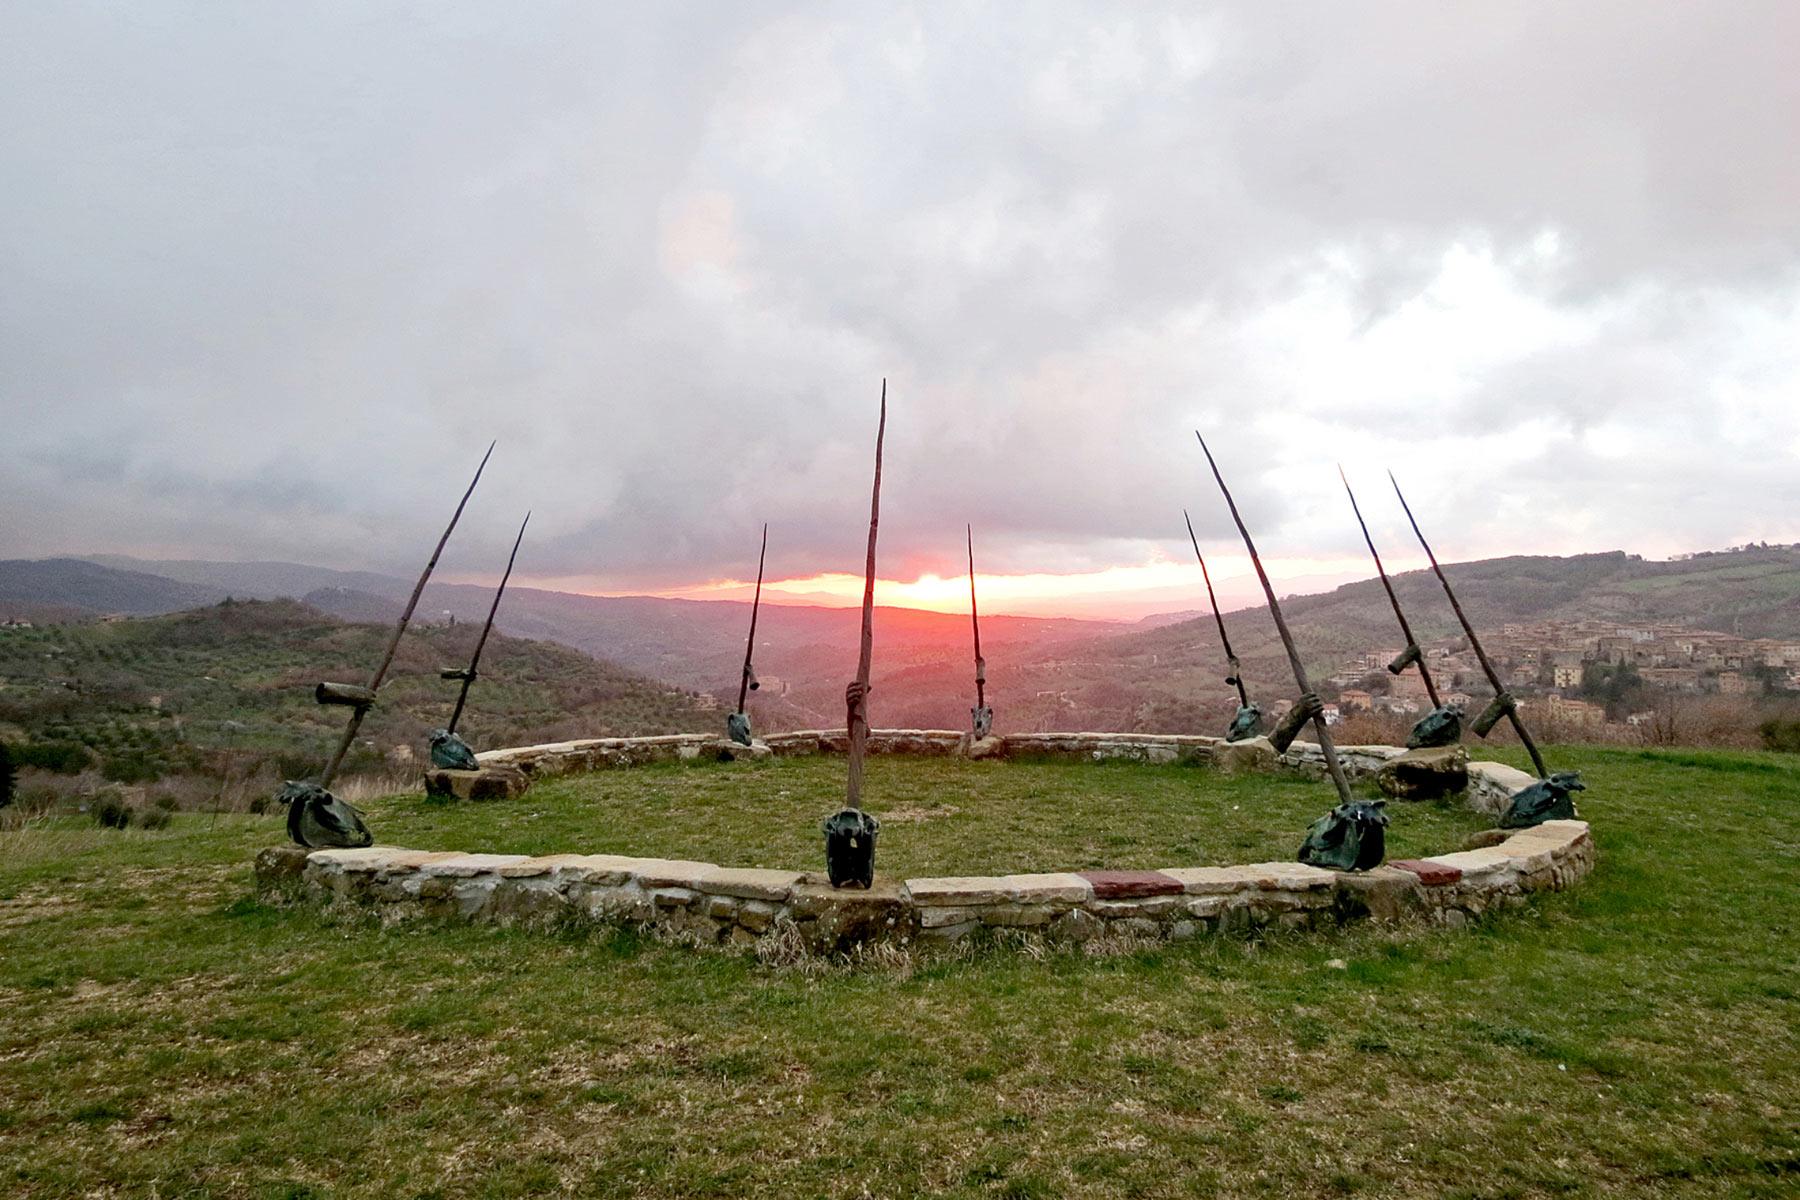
left=1183, top=509, right=1261, bottom=741
left=825, top=384, right=884, bottom=888
left=728, top=524, right=768, bottom=747
left=1338, top=467, right=1463, bottom=749
left=281, top=442, right=493, bottom=847
left=431, top=509, right=530, bottom=769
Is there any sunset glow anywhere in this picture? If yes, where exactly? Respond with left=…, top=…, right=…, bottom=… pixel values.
left=520, top=553, right=1405, bottom=621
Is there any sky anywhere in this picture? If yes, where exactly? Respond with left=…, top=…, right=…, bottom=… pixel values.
left=4, top=2, right=1799, bottom=620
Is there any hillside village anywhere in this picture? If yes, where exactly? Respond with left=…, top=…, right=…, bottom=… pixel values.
left=1318, top=618, right=1800, bottom=729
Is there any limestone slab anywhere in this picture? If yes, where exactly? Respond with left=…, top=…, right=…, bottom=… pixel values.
left=307, top=845, right=411, bottom=872
left=551, top=854, right=661, bottom=886
left=696, top=867, right=804, bottom=902
left=1239, top=862, right=1338, bottom=891
left=497, top=853, right=592, bottom=878
left=999, top=872, right=1092, bottom=905
left=1159, top=866, right=1258, bottom=895
left=1423, top=847, right=1515, bottom=879
left=418, top=853, right=531, bottom=878
left=632, top=859, right=721, bottom=889
left=905, top=876, right=1011, bottom=906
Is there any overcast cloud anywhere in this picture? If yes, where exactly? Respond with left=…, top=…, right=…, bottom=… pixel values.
left=5, top=1, right=1798, bottom=608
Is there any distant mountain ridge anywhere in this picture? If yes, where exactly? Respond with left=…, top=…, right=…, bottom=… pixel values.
left=5, top=544, right=1800, bottom=735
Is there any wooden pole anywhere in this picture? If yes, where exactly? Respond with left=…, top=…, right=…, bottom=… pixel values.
left=446, top=509, right=530, bottom=735
left=968, top=524, right=986, bottom=712
left=1338, top=467, right=1443, bottom=708
left=1197, top=434, right=1354, bottom=805
left=736, top=524, right=768, bottom=715
left=845, top=382, right=885, bottom=810
left=321, top=440, right=494, bottom=787
left=1388, top=471, right=1550, bottom=778
left=1184, top=508, right=1251, bottom=708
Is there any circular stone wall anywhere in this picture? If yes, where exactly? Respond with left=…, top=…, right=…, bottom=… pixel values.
left=255, top=729, right=1592, bottom=955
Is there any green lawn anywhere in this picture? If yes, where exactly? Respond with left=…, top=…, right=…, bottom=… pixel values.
left=1, top=746, right=1797, bottom=1198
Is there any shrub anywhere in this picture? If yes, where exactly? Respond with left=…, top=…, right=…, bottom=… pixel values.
left=1758, top=718, right=1800, bottom=753
left=93, top=795, right=133, bottom=829
left=14, top=741, right=94, bottom=774
left=136, top=807, right=172, bottom=830
left=152, top=791, right=180, bottom=811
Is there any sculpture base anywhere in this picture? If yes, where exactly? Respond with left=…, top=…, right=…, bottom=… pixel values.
left=423, top=765, right=531, bottom=802
left=958, top=734, right=1007, bottom=760
left=1375, top=745, right=1470, bottom=801
left=1212, top=736, right=1277, bottom=774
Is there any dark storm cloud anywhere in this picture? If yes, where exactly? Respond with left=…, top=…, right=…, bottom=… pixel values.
left=4, top=2, right=1798, bottom=591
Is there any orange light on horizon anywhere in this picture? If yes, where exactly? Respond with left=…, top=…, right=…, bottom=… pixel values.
left=515, top=553, right=1393, bottom=620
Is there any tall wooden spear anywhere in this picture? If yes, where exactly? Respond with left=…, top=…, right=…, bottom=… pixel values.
left=1389, top=471, right=1551, bottom=778
left=844, top=382, right=885, bottom=810
left=316, top=440, right=494, bottom=788
left=441, top=509, right=531, bottom=737
left=1338, top=467, right=1443, bottom=710
left=1197, top=434, right=1354, bottom=805
left=1184, top=508, right=1252, bottom=710
left=967, top=524, right=993, bottom=738
left=728, top=523, right=768, bottom=746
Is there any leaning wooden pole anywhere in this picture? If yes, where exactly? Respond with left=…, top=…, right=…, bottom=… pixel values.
left=1197, top=434, right=1354, bottom=805
left=845, top=383, right=886, bottom=810
left=1389, top=471, right=1551, bottom=778
left=445, top=509, right=531, bottom=736
left=737, top=524, right=769, bottom=714
left=1338, top=467, right=1443, bottom=709
left=968, top=524, right=986, bottom=713
left=320, top=440, right=494, bottom=787
left=1184, top=508, right=1251, bottom=709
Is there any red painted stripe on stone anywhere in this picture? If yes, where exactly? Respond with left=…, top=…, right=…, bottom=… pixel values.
left=1078, top=870, right=1184, bottom=899
left=1388, top=859, right=1463, bottom=886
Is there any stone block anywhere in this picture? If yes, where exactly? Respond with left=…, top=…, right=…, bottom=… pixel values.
left=418, top=853, right=531, bottom=878
left=379, top=850, right=468, bottom=872
left=1160, top=866, right=1258, bottom=895
left=905, top=876, right=1012, bottom=906
left=788, top=875, right=915, bottom=952
left=1239, top=862, right=1338, bottom=891
left=552, top=855, right=660, bottom=887
left=1212, top=736, right=1277, bottom=774
left=1460, top=829, right=1511, bottom=851
left=980, top=904, right=1055, bottom=927
left=920, top=906, right=981, bottom=928
left=1375, top=745, right=1470, bottom=801
left=1185, top=895, right=1229, bottom=919
left=422, top=766, right=531, bottom=802
left=497, top=853, right=591, bottom=878
left=1389, top=859, right=1463, bottom=887
left=706, top=895, right=738, bottom=920
left=962, top=735, right=1008, bottom=760
left=1091, top=896, right=1181, bottom=918
left=307, top=845, right=411, bottom=873
left=696, top=867, right=804, bottom=902
left=1423, top=847, right=1516, bottom=882
left=254, top=845, right=310, bottom=886
left=1109, top=917, right=1161, bottom=938
left=1466, top=762, right=1538, bottom=813
left=736, top=900, right=779, bottom=932
left=651, top=887, right=697, bottom=908
left=633, top=859, right=721, bottom=889
left=1049, top=909, right=1102, bottom=942
left=917, top=920, right=978, bottom=942
left=999, top=872, right=1093, bottom=905
left=1078, top=869, right=1184, bottom=899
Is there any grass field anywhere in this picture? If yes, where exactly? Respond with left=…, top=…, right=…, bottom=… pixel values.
left=2, top=746, right=1798, bottom=1198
